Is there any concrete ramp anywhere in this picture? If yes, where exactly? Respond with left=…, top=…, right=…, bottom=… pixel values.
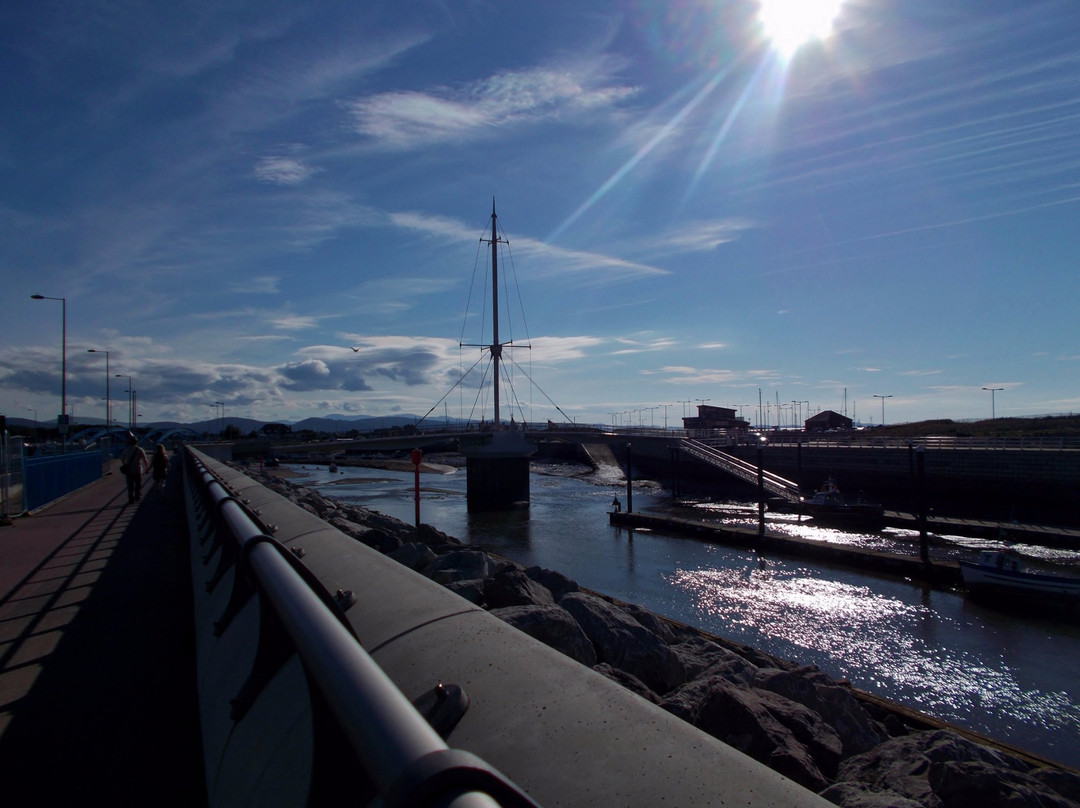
left=581, top=442, right=621, bottom=471
left=681, top=438, right=802, bottom=502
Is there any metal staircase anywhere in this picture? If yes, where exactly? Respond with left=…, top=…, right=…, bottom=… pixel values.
left=679, top=439, right=802, bottom=503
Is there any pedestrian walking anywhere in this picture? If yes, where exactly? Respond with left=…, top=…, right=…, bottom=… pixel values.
left=119, top=433, right=148, bottom=504
left=151, top=444, right=169, bottom=496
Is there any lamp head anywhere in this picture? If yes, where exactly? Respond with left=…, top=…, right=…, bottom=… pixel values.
left=30, top=294, right=45, bottom=299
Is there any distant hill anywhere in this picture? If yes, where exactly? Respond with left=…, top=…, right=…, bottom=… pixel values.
left=290, top=415, right=427, bottom=433
left=875, top=414, right=1080, bottom=438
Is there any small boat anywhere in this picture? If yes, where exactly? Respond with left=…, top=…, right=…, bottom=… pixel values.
left=803, top=477, right=885, bottom=528
left=328, top=462, right=338, bottom=473
left=960, top=550, right=1080, bottom=610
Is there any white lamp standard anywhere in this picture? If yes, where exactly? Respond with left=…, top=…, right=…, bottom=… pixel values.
left=30, top=294, right=67, bottom=449
left=982, top=387, right=1004, bottom=419
left=873, top=394, right=893, bottom=427
left=87, top=349, right=110, bottom=428
left=115, top=375, right=133, bottom=430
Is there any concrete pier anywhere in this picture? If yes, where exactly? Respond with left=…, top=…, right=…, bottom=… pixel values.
left=610, top=510, right=964, bottom=586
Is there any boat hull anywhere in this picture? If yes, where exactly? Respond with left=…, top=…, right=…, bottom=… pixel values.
left=960, top=560, right=1080, bottom=617
left=805, top=505, right=885, bottom=530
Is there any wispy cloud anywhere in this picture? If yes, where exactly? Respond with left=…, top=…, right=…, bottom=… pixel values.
left=270, top=315, right=326, bottom=331
left=525, top=336, right=606, bottom=362
left=255, top=156, right=318, bottom=185
left=644, top=365, right=781, bottom=385
left=389, top=208, right=668, bottom=282
left=611, top=336, right=677, bottom=355
left=347, top=64, right=637, bottom=150
left=648, top=218, right=757, bottom=254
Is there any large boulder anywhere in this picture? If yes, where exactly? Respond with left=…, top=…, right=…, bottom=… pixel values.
left=819, top=782, right=925, bottom=808
left=559, top=592, right=685, bottom=695
left=443, top=579, right=485, bottom=605
left=387, top=541, right=437, bottom=571
left=660, top=675, right=838, bottom=792
left=417, top=522, right=462, bottom=549
left=423, top=549, right=496, bottom=585
left=754, top=667, right=887, bottom=757
left=592, top=663, right=660, bottom=704
left=1031, top=768, right=1080, bottom=806
left=484, top=568, right=556, bottom=608
left=526, top=566, right=579, bottom=600
left=490, top=604, right=597, bottom=667
left=621, top=602, right=679, bottom=644
left=669, top=635, right=759, bottom=685
left=835, top=730, right=1034, bottom=808
left=929, top=759, right=1080, bottom=808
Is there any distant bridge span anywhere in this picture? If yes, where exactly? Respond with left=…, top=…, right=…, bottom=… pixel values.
left=233, top=427, right=1080, bottom=525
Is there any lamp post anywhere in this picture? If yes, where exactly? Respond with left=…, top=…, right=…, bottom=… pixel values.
left=982, top=387, right=1004, bottom=419
left=209, top=402, right=225, bottom=435
left=872, top=395, right=889, bottom=425
left=87, top=349, right=110, bottom=429
left=30, top=294, right=67, bottom=448
left=115, top=375, right=132, bottom=430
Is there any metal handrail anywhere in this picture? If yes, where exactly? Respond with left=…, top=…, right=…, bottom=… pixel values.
left=680, top=439, right=802, bottom=502
left=187, top=450, right=537, bottom=808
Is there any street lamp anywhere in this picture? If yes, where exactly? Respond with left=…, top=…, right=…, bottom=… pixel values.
left=30, top=294, right=66, bottom=446
left=982, top=387, right=1004, bottom=419
left=87, top=349, right=110, bottom=429
left=115, top=375, right=132, bottom=430
left=209, top=401, right=225, bottom=435
left=873, top=394, right=893, bottom=427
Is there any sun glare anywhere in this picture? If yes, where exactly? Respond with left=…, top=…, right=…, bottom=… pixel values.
left=757, top=0, right=845, bottom=56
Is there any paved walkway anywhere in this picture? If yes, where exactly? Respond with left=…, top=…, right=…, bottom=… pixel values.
left=0, top=459, right=205, bottom=806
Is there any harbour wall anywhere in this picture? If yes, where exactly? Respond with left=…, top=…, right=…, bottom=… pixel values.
left=541, top=437, right=1080, bottom=527
left=183, top=446, right=831, bottom=807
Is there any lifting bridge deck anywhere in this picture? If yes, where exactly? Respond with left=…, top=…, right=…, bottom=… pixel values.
left=678, top=438, right=803, bottom=503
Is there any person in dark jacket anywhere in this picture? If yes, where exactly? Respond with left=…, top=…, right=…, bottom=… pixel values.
left=151, top=444, right=169, bottom=495
left=119, top=433, right=148, bottom=504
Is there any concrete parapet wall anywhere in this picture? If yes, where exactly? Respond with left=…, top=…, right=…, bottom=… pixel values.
left=596, top=436, right=1080, bottom=524
left=183, top=449, right=831, bottom=807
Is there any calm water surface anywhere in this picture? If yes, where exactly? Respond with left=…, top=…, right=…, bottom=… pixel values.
left=287, top=460, right=1080, bottom=768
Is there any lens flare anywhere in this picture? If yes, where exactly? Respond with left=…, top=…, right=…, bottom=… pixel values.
left=757, top=0, right=845, bottom=56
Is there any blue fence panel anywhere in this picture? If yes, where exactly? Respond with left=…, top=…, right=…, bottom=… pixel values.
left=23, top=452, right=105, bottom=511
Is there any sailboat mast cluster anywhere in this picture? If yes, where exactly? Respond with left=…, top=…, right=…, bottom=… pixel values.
left=483, top=199, right=508, bottom=426
left=458, top=199, right=536, bottom=512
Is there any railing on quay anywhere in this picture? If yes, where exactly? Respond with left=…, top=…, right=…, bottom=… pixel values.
left=20, top=448, right=108, bottom=512
left=602, top=428, right=1080, bottom=452
left=182, top=445, right=832, bottom=808
left=184, top=447, right=537, bottom=808
left=680, top=438, right=802, bottom=502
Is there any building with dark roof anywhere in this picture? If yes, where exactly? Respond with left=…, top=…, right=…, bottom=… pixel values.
left=804, top=410, right=853, bottom=432
left=683, top=404, right=750, bottom=430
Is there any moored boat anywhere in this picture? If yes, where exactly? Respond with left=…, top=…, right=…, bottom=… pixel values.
left=803, top=477, right=885, bottom=529
left=960, top=550, right=1080, bottom=612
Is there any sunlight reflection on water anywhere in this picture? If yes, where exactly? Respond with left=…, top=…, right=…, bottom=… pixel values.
left=669, top=560, right=1080, bottom=744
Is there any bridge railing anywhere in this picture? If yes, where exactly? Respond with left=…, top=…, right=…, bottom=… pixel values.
left=182, top=446, right=831, bottom=808
left=184, top=447, right=535, bottom=808
left=680, top=439, right=802, bottom=502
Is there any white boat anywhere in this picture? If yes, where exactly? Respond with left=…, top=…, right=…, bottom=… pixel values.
left=959, top=550, right=1080, bottom=610
left=803, top=477, right=885, bottom=528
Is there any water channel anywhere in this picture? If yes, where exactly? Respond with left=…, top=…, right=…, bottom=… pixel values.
left=283, top=459, right=1080, bottom=769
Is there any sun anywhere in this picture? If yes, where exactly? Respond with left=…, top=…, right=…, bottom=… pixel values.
left=757, top=0, right=845, bottom=57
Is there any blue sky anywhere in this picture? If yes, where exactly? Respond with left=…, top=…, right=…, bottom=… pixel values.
left=3, top=0, right=1079, bottom=429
